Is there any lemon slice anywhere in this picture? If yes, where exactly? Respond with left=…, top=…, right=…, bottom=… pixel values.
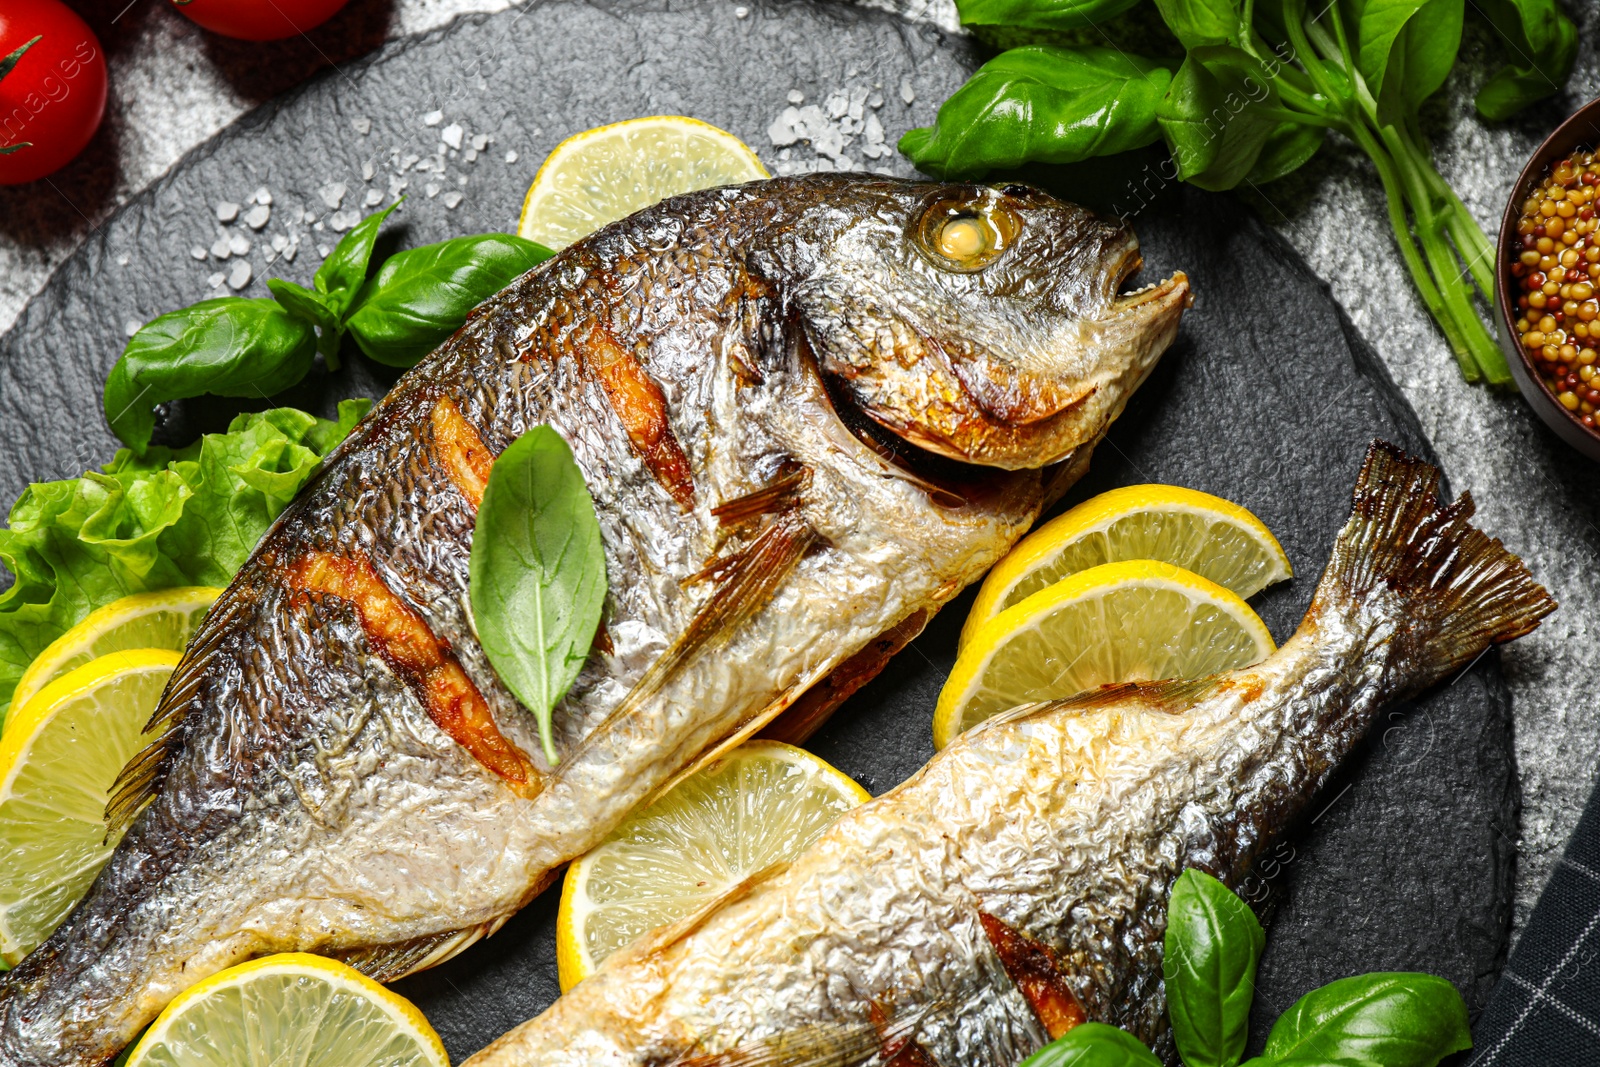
left=961, top=487, right=1290, bottom=652
left=0, top=650, right=179, bottom=964
left=935, top=560, right=1274, bottom=750
left=518, top=116, right=769, bottom=250
left=556, top=740, right=868, bottom=990
left=123, top=953, right=447, bottom=1067
left=9, top=587, right=221, bottom=728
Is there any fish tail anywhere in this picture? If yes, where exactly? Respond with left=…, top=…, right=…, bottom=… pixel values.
left=1313, top=440, right=1555, bottom=691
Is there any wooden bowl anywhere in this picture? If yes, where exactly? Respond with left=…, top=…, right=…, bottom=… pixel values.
left=1496, top=96, right=1600, bottom=461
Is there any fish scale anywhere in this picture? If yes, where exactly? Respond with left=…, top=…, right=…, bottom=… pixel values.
left=0, top=174, right=1188, bottom=1066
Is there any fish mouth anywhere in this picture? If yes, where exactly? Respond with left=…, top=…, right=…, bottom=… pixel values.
left=1107, top=248, right=1190, bottom=316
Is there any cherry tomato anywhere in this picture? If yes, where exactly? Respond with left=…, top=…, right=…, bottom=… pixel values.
left=167, top=0, right=353, bottom=41
left=0, top=0, right=108, bottom=186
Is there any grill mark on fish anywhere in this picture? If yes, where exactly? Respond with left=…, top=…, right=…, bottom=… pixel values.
left=430, top=396, right=494, bottom=507
left=978, top=912, right=1087, bottom=1039
left=583, top=323, right=697, bottom=509
left=289, top=551, right=539, bottom=793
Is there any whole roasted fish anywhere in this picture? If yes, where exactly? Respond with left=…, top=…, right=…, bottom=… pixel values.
left=464, top=442, right=1554, bottom=1067
left=0, top=175, right=1189, bottom=1065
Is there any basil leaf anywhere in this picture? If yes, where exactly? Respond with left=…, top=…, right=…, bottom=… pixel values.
left=900, top=46, right=1173, bottom=179
left=1164, top=869, right=1264, bottom=1067
left=1352, top=0, right=1464, bottom=122
left=1474, top=0, right=1578, bottom=120
left=266, top=278, right=343, bottom=360
left=470, top=425, right=606, bottom=766
left=1246, top=120, right=1327, bottom=184
left=1020, top=1024, right=1163, bottom=1067
left=957, top=0, right=1141, bottom=32
left=104, top=299, right=316, bottom=453
left=313, top=200, right=401, bottom=319
left=345, top=234, right=553, bottom=368
left=1152, top=0, right=1242, bottom=48
left=1263, top=972, right=1472, bottom=1067
left=1156, top=46, right=1279, bottom=191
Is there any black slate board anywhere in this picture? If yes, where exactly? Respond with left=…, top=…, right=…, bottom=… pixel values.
left=0, top=1, right=1514, bottom=1061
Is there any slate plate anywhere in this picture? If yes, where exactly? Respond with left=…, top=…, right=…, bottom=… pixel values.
left=0, top=0, right=1514, bottom=1060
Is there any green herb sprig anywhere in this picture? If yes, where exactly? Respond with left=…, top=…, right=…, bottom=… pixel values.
left=105, top=202, right=553, bottom=452
left=1020, top=870, right=1471, bottom=1067
left=902, top=0, right=1579, bottom=385
left=469, top=426, right=608, bottom=765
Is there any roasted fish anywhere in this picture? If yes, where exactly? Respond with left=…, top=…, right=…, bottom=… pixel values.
left=0, top=175, right=1189, bottom=1065
left=464, top=442, right=1554, bottom=1067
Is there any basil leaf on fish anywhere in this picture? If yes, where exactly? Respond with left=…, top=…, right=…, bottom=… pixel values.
left=346, top=234, right=554, bottom=368
left=1164, top=869, right=1264, bottom=1067
left=1019, top=1023, right=1163, bottom=1067
left=470, top=425, right=607, bottom=766
left=1262, top=972, right=1472, bottom=1066
left=105, top=298, right=317, bottom=453
left=900, top=47, right=1172, bottom=178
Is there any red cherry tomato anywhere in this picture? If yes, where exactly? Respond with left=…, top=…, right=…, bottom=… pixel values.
left=0, top=0, right=108, bottom=186
left=167, top=0, right=353, bottom=41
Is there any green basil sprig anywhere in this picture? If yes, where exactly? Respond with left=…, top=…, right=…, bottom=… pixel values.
left=105, top=201, right=553, bottom=453
left=902, top=0, right=1580, bottom=385
left=469, top=426, right=607, bottom=766
left=1473, top=0, right=1578, bottom=121
left=345, top=234, right=551, bottom=367
left=1020, top=869, right=1471, bottom=1067
left=901, top=47, right=1174, bottom=179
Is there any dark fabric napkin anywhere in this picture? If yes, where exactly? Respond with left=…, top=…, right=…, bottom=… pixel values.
left=1472, top=777, right=1600, bottom=1065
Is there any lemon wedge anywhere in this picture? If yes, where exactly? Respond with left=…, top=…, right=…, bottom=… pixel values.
left=961, top=486, right=1290, bottom=651
left=123, top=953, right=448, bottom=1067
left=556, top=740, right=867, bottom=991
left=935, top=560, right=1274, bottom=750
left=518, top=116, right=768, bottom=250
left=8, top=587, right=220, bottom=729
left=0, top=649, right=179, bottom=964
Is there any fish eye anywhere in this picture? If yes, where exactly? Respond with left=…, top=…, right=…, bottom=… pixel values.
left=914, top=195, right=1019, bottom=272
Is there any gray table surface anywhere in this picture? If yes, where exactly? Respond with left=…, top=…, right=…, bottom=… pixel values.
left=0, top=0, right=1595, bottom=935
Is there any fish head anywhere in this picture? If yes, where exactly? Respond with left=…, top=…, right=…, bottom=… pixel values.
left=772, top=177, right=1190, bottom=471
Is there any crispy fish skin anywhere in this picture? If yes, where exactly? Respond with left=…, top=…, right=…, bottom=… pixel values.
left=0, top=176, right=1188, bottom=1066
left=465, top=443, right=1555, bottom=1067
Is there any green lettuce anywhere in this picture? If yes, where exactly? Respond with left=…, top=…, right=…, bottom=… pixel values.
left=0, top=400, right=371, bottom=723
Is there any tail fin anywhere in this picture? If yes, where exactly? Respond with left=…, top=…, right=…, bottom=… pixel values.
left=1314, top=441, right=1554, bottom=690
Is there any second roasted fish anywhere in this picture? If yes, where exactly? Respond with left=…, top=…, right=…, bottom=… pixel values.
left=466, top=442, right=1554, bottom=1066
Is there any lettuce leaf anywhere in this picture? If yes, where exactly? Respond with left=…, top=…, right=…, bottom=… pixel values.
left=0, top=400, right=371, bottom=722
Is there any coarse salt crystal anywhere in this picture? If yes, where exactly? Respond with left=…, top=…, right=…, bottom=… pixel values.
left=329, top=210, right=360, bottom=232
left=216, top=201, right=239, bottom=223
left=317, top=244, right=331, bottom=258
left=207, top=271, right=226, bottom=289
left=210, top=236, right=232, bottom=259
left=228, top=261, right=253, bottom=290
left=471, top=133, right=489, bottom=151
left=189, top=245, right=208, bottom=261
left=353, top=116, right=372, bottom=135
left=271, top=234, right=289, bottom=251
left=362, top=161, right=375, bottom=181
left=124, top=320, right=142, bottom=338
left=900, top=77, right=915, bottom=105
left=735, top=5, right=748, bottom=15
left=505, top=150, right=519, bottom=164
left=443, top=191, right=464, bottom=209
left=228, top=233, right=251, bottom=256
left=425, top=183, right=441, bottom=198
left=423, top=110, right=443, bottom=126
left=441, top=123, right=464, bottom=150
left=364, top=188, right=384, bottom=207
left=244, top=204, right=271, bottom=230
left=253, top=186, right=273, bottom=205
left=319, top=182, right=347, bottom=209
left=788, top=90, right=804, bottom=104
